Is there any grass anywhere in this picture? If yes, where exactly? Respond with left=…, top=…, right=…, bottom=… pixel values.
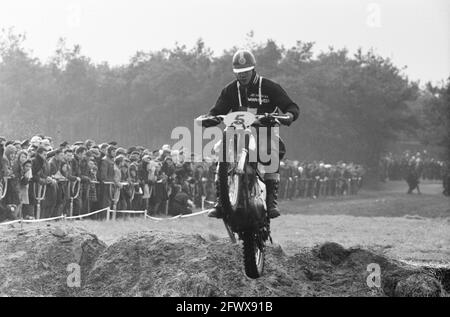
left=280, top=180, right=449, bottom=218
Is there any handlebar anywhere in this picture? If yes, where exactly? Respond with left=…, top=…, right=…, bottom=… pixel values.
left=197, top=112, right=292, bottom=127
left=198, top=113, right=290, bottom=120
left=258, top=113, right=292, bottom=120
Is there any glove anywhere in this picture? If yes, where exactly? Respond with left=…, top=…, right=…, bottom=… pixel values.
left=201, top=116, right=221, bottom=128
left=258, top=115, right=278, bottom=126
left=278, top=112, right=294, bottom=126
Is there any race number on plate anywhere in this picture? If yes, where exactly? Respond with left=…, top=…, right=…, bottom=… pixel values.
left=223, top=111, right=256, bottom=127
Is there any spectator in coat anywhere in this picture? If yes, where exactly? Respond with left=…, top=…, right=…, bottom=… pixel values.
left=4, top=145, right=20, bottom=206
left=87, top=158, right=98, bottom=211
left=11, top=151, right=31, bottom=218
left=31, top=147, right=57, bottom=218
left=53, top=161, right=70, bottom=217
left=98, top=145, right=116, bottom=210
left=406, top=160, right=421, bottom=194
left=19, top=159, right=33, bottom=219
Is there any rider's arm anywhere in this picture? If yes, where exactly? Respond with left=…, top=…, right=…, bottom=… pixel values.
left=208, top=85, right=233, bottom=116
left=268, top=81, right=300, bottom=121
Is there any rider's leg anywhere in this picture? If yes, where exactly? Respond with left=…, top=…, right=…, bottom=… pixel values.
left=260, top=131, right=284, bottom=219
left=264, top=173, right=281, bottom=218
left=208, top=141, right=224, bottom=219
left=207, top=174, right=223, bottom=218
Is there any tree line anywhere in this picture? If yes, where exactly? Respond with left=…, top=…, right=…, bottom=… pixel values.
left=0, top=28, right=448, bottom=169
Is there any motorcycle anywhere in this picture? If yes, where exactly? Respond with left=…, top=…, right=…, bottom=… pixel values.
left=196, top=111, right=290, bottom=278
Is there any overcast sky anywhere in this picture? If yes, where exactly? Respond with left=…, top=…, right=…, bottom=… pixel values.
left=1, top=0, right=449, bottom=84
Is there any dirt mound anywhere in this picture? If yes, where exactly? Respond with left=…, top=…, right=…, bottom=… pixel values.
left=0, top=224, right=106, bottom=296
left=0, top=227, right=446, bottom=297
left=81, top=233, right=447, bottom=297
left=307, top=243, right=446, bottom=297
left=82, top=231, right=295, bottom=297
left=395, top=274, right=444, bottom=297
left=315, top=242, right=349, bottom=265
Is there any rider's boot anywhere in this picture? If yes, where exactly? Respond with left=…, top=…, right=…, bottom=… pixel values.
left=265, top=179, right=281, bottom=219
left=208, top=180, right=223, bottom=218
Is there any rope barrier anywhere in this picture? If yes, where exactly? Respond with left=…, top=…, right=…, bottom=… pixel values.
left=65, top=208, right=109, bottom=220
left=0, top=219, right=22, bottom=226
left=109, top=210, right=146, bottom=215
left=177, top=209, right=212, bottom=218
left=145, top=208, right=212, bottom=221
left=0, top=204, right=214, bottom=227
left=145, top=215, right=164, bottom=221
left=0, top=208, right=110, bottom=227
left=21, top=215, right=65, bottom=223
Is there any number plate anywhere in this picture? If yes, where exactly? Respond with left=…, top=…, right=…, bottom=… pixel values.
left=223, top=111, right=256, bottom=128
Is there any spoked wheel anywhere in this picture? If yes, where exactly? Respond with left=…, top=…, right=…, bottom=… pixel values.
left=218, top=152, right=265, bottom=278
left=218, top=162, right=243, bottom=212
left=242, top=231, right=265, bottom=278
left=218, top=162, right=240, bottom=243
left=242, top=177, right=267, bottom=278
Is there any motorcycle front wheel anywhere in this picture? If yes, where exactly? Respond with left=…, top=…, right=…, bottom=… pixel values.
left=217, top=162, right=242, bottom=213
left=242, top=231, right=265, bottom=278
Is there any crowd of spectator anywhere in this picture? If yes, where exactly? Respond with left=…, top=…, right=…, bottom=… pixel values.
left=379, top=150, right=449, bottom=195
left=379, top=151, right=445, bottom=181
left=0, top=135, right=366, bottom=223
left=278, top=160, right=365, bottom=199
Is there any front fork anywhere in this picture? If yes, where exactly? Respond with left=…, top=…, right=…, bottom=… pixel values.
left=235, top=148, right=248, bottom=175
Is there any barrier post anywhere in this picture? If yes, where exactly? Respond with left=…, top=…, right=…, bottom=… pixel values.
left=103, top=182, right=116, bottom=221
left=19, top=204, right=23, bottom=231
left=69, top=197, right=73, bottom=217
left=34, top=183, right=47, bottom=220
left=0, top=176, right=9, bottom=201
left=69, top=179, right=81, bottom=218
left=112, top=184, right=121, bottom=221
left=112, top=202, right=117, bottom=221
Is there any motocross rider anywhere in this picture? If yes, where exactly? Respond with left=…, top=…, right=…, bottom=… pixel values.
left=202, top=49, right=300, bottom=219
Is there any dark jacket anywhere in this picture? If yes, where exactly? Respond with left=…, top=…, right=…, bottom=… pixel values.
left=99, top=156, right=115, bottom=183
left=31, top=155, right=50, bottom=185
left=49, top=157, right=62, bottom=176
left=208, top=72, right=300, bottom=120
left=71, top=157, right=81, bottom=178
